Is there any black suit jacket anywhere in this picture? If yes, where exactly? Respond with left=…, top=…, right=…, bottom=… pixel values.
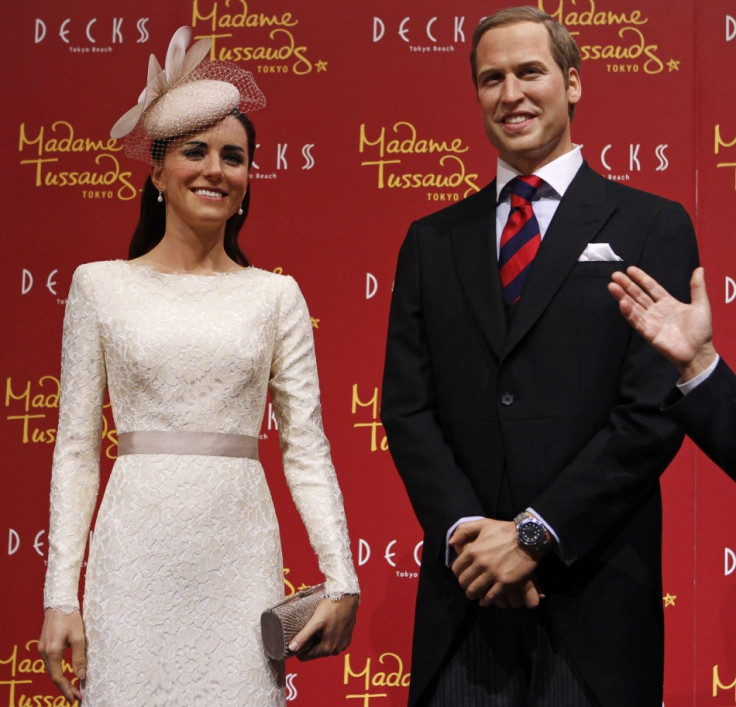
left=381, top=162, right=699, bottom=707
left=664, top=358, right=736, bottom=481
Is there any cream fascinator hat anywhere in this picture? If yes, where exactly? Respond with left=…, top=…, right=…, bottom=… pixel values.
left=111, top=26, right=266, bottom=162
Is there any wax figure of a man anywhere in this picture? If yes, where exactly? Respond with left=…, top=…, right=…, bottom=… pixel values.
left=610, top=266, right=736, bottom=481
left=381, top=7, right=699, bottom=706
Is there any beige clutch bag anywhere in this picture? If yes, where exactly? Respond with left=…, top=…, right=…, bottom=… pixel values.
left=260, top=584, right=326, bottom=660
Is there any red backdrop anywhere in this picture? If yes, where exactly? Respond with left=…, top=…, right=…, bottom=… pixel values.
left=2, top=1, right=734, bottom=705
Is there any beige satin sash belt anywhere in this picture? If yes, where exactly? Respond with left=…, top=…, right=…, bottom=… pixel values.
left=117, top=431, right=259, bottom=459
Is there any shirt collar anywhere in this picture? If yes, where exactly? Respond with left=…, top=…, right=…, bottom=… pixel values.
left=495, top=145, right=583, bottom=203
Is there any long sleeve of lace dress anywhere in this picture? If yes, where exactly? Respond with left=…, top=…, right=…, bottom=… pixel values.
left=44, top=265, right=107, bottom=612
left=268, top=276, right=360, bottom=599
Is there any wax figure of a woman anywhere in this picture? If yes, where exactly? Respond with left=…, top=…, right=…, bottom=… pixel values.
left=38, top=26, right=359, bottom=706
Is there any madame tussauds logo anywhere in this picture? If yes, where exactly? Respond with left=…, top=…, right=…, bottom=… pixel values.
left=18, top=121, right=137, bottom=201
left=192, top=0, right=325, bottom=76
left=713, top=665, right=736, bottom=703
left=540, top=0, right=675, bottom=75
left=0, top=639, right=80, bottom=707
left=714, top=123, right=736, bottom=189
left=344, top=652, right=411, bottom=703
left=4, top=375, right=117, bottom=456
left=359, top=122, right=480, bottom=201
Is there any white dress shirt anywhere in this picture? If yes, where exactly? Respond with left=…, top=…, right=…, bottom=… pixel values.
left=676, top=354, right=720, bottom=395
left=447, top=146, right=585, bottom=565
left=495, top=145, right=583, bottom=256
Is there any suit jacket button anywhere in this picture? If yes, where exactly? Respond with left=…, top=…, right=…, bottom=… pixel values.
left=501, top=393, right=514, bottom=406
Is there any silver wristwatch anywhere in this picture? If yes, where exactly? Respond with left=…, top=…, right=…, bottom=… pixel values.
left=513, top=512, right=550, bottom=553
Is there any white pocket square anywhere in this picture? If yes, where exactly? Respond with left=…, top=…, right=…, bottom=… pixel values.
left=577, top=243, right=623, bottom=262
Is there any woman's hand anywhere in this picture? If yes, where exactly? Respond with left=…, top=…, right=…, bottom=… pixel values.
left=38, top=608, right=86, bottom=705
left=288, top=594, right=359, bottom=661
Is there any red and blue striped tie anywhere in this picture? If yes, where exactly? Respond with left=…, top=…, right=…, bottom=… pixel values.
left=499, top=175, right=543, bottom=303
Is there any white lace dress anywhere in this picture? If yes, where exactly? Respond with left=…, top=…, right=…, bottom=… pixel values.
left=43, top=260, right=359, bottom=706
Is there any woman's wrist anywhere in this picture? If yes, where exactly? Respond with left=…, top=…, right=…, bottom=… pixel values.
left=44, top=606, right=80, bottom=616
left=327, top=592, right=360, bottom=602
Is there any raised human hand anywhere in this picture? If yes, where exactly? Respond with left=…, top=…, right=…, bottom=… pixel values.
left=609, top=266, right=716, bottom=380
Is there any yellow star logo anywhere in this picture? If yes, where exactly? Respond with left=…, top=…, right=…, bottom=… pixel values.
left=663, top=593, right=677, bottom=607
left=667, top=59, right=680, bottom=72
left=311, top=317, right=320, bottom=329
left=316, top=60, right=328, bottom=72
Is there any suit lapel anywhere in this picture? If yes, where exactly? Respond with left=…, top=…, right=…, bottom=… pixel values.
left=502, top=163, right=616, bottom=357
left=449, top=182, right=506, bottom=359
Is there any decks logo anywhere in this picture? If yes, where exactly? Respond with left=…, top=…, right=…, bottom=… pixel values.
left=251, top=142, right=317, bottom=182
left=33, top=16, right=150, bottom=54
left=726, top=277, right=736, bottom=305
left=597, top=142, right=670, bottom=183
left=371, top=14, right=471, bottom=54
left=21, top=269, right=61, bottom=299
left=7, top=529, right=46, bottom=558
left=357, top=537, right=422, bottom=572
left=727, top=15, right=736, bottom=42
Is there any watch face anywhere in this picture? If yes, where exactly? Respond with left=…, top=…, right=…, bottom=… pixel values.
left=518, top=521, right=545, bottom=547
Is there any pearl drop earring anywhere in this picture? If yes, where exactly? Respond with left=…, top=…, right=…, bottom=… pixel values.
left=237, top=205, right=244, bottom=216
left=157, top=190, right=164, bottom=203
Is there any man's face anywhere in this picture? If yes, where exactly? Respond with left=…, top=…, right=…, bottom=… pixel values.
left=474, top=21, right=581, bottom=174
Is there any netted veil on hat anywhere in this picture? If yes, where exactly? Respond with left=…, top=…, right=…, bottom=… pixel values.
left=111, top=26, right=266, bottom=162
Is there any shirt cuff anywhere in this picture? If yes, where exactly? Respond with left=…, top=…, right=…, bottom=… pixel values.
left=527, top=507, right=576, bottom=565
left=445, top=516, right=485, bottom=566
left=676, top=354, right=720, bottom=395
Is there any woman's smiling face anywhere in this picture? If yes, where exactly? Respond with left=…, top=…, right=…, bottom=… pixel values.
left=152, top=115, right=250, bottom=232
